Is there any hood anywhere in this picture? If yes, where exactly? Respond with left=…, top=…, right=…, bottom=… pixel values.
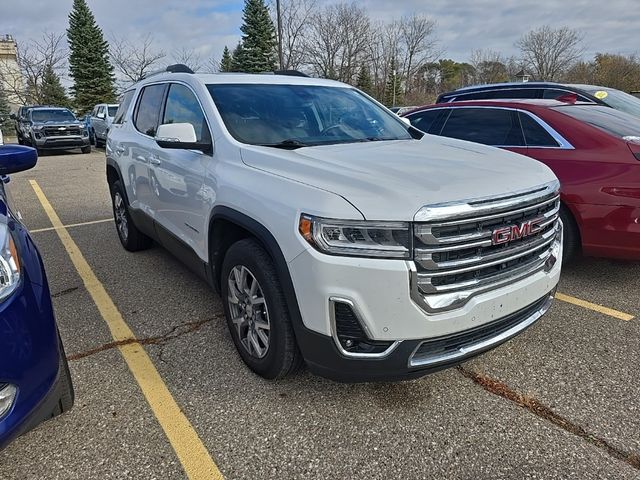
left=240, top=136, right=557, bottom=221
left=32, top=120, right=82, bottom=127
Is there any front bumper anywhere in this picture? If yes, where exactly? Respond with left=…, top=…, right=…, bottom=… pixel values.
left=287, top=229, right=561, bottom=382
left=296, top=292, right=555, bottom=382
left=0, top=226, right=62, bottom=449
left=33, top=135, right=90, bottom=150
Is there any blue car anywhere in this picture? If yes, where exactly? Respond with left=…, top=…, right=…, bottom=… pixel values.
left=0, top=145, right=73, bottom=450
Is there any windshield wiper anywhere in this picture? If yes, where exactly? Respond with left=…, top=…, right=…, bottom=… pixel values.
left=259, top=139, right=309, bottom=149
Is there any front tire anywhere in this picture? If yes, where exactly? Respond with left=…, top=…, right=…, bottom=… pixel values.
left=560, top=204, right=580, bottom=262
left=221, top=239, right=302, bottom=379
left=110, top=180, right=152, bottom=252
left=51, top=332, right=74, bottom=417
left=81, top=145, right=91, bottom=154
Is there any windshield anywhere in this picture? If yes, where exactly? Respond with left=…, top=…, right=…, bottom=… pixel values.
left=108, top=106, right=118, bottom=117
left=581, top=87, right=640, bottom=118
left=31, top=109, right=77, bottom=123
left=206, top=83, right=412, bottom=147
left=554, top=105, right=640, bottom=138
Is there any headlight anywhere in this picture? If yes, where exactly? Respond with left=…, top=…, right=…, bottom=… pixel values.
left=299, top=214, right=410, bottom=258
left=0, top=225, right=21, bottom=301
left=32, top=125, right=43, bottom=131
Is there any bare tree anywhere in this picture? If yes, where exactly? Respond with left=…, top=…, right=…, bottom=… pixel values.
left=203, top=56, right=220, bottom=74
left=398, top=14, right=439, bottom=93
left=303, top=2, right=371, bottom=83
left=0, top=32, right=67, bottom=105
left=109, top=33, right=166, bottom=85
left=171, top=47, right=203, bottom=73
left=469, top=49, right=509, bottom=84
left=270, top=0, right=316, bottom=70
left=516, top=26, right=585, bottom=81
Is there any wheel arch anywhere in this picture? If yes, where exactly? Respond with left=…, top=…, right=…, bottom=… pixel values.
left=208, top=207, right=305, bottom=330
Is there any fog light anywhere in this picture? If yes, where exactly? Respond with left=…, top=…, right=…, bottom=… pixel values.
left=0, top=383, right=17, bottom=419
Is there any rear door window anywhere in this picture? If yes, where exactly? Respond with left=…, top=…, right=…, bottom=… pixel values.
left=518, top=112, right=560, bottom=147
left=439, top=108, right=525, bottom=146
left=134, top=84, right=167, bottom=136
left=406, top=109, right=443, bottom=133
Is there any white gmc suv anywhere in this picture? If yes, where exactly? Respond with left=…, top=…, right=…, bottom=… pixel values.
left=106, top=65, right=562, bottom=382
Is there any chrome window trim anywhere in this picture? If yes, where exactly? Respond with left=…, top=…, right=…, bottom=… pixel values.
left=445, top=86, right=595, bottom=102
left=328, top=297, right=401, bottom=359
left=407, top=106, right=575, bottom=150
left=408, top=292, right=555, bottom=368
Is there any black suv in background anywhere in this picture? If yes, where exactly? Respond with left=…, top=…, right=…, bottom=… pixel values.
left=13, top=107, right=91, bottom=154
left=436, top=82, right=640, bottom=119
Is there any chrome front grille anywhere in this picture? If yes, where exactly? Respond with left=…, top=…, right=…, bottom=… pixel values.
left=410, top=181, right=562, bottom=313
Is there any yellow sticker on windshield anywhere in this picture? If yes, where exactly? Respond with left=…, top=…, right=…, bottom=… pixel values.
left=594, top=90, right=608, bottom=99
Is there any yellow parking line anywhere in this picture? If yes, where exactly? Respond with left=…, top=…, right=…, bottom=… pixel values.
left=556, top=292, right=635, bottom=321
left=29, top=180, right=224, bottom=480
left=30, top=218, right=113, bottom=233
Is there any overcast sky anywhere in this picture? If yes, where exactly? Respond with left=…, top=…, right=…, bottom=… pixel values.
left=1, top=0, right=638, bottom=67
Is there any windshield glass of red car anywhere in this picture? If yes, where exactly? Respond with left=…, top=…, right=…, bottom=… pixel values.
left=554, top=105, right=640, bottom=138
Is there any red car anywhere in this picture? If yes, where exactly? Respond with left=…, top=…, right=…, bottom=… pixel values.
left=403, top=100, right=640, bottom=260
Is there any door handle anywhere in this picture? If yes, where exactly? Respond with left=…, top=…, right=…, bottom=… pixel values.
left=148, top=157, right=161, bottom=166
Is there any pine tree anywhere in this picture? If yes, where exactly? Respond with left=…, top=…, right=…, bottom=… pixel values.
left=67, top=0, right=116, bottom=114
left=220, top=46, right=233, bottom=72
left=356, top=65, right=374, bottom=96
left=231, top=42, right=246, bottom=72
left=0, top=85, right=11, bottom=136
left=238, top=0, right=277, bottom=73
left=41, top=64, right=71, bottom=108
left=384, top=59, right=403, bottom=107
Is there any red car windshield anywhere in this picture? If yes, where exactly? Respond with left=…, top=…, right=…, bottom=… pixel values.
left=554, top=105, right=640, bottom=138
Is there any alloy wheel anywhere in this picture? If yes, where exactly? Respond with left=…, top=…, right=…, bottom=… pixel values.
left=227, top=265, right=271, bottom=359
left=114, top=192, right=128, bottom=242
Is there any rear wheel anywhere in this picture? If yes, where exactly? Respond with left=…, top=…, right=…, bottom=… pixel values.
left=560, top=204, right=580, bottom=262
left=221, top=239, right=302, bottom=379
left=110, top=180, right=152, bottom=251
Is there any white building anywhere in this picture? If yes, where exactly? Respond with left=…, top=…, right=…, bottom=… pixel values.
left=0, top=35, right=23, bottom=112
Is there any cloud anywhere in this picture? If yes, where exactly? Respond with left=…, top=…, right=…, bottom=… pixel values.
left=0, top=0, right=638, bottom=70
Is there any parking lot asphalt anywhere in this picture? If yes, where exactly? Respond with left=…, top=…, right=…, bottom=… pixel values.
left=0, top=150, right=639, bottom=479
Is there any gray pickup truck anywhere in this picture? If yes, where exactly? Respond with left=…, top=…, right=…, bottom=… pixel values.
left=18, top=107, right=91, bottom=154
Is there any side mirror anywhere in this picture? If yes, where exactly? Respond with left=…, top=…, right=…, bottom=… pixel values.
left=0, top=145, right=38, bottom=175
left=400, top=117, right=411, bottom=127
left=155, top=123, right=213, bottom=154
left=97, top=112, right=106, bottom=119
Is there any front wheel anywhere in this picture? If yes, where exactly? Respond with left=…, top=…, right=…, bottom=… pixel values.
left=81, top=145, right=91, bottom=154
left=221, top=239, right=302, bottom=379
left=110, top=180, right=152, bottom=252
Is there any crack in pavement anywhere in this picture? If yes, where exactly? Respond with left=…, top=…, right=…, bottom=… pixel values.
left=457, top=366, right=640, bottom=471
left=51, top=286, right=80, bottom=298
left=67, top=316, right=220, bottom=361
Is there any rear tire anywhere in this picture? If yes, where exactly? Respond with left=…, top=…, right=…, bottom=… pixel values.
left=560, top=204, right=580, bottom=262
left=110, top=180, right=152, bottom=252
left=221, top=239, right=302, bottom=379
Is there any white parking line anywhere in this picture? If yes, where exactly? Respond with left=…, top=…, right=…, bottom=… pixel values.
left=30, top=218, right=113, bottom=233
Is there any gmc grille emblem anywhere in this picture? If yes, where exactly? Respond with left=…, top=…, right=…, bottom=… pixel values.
left=492, top=217, right=545, bottom=245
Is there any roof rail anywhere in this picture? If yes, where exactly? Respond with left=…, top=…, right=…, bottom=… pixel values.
left=143, top=64, right=194, bottom=79
left=273, top=70, right=309, bottom=77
